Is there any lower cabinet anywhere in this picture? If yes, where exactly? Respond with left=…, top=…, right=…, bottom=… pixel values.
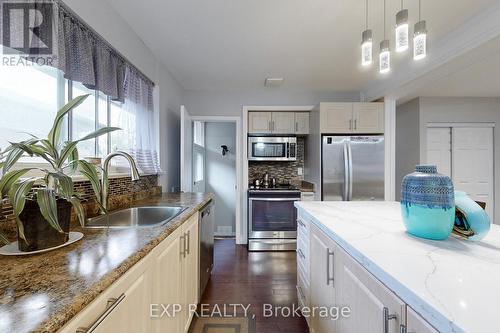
left=309, top=222, right=338, bottom=333
left=59, top=211, right=200, bottom=333
left=307, top=222, right=436, bottom=333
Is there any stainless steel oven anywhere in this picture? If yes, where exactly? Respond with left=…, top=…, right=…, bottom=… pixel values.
left=248, top=189, right=300, bottom=251
left=248, top=136, right=297, bottom=161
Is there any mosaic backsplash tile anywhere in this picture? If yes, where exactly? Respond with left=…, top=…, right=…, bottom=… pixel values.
left=248, top=137, right=305, bottom=184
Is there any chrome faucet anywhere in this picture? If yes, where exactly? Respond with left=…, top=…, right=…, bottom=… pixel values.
left=101, top=151, right=140, bottom=212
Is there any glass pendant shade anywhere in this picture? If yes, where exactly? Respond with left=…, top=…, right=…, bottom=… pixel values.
left=395, top=9, right=409, bottom=52
left=379, top=40, right=390, bottom=74
left=361, top=29, right=373, bottom=66
left=413, top=20, right=427, bottom=60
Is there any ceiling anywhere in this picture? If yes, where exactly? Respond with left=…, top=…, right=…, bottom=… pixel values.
left=106, top=0, right=498, bottom=92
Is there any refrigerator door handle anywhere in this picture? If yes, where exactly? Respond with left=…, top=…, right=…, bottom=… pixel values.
left=347, top=140, right=353, bottom=201
left=343, top=141, right=349, bottom=200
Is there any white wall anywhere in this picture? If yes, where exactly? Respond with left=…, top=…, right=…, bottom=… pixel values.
left=205, top=122, right=237, bottom=236
left=64, top=0, right=185, bottom=192
left=184, top=89, right=360, bottom=116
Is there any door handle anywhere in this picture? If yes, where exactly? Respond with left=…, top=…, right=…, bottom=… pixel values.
left=186, top=230, right=191, bottom=255
left=343, top=142, right=349, bottom=200
left=295, top=122, right=298, bottom=132
left=76, top=294, right=126, bottom=333
left=383, top=307, right=398, bottom=333
left=347, top=140, right=353, bottom=201
left=354, top=119, right=358, bottom=130
left=349, top=119, right=353, bottom=131
left=326, top=248, right=335, bottom=287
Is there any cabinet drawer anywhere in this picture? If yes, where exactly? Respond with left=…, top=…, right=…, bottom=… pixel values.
left=297, top=266, right=309, bottom=306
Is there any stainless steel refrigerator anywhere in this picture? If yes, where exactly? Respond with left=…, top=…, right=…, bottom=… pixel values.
left=322, top=135, right=384, bottom=201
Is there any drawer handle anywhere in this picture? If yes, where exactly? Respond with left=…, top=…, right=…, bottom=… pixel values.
left=180, top=234, right=186, bottom=258
left=297, top=219, right=306, bottom=228
left=297, top=285, right=305, bottom=300
left=186, top=230, right=191, bottom=255
left=297, top=248, right=306, bottom=260
left=383, top=307, right=398, bottom=333
left=76, top=293, right=126, bottom=333
left=326, top=249, right=334, bottom=287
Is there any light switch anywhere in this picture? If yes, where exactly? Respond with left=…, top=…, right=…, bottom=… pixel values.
left=297, top=167, right=303, bottom=176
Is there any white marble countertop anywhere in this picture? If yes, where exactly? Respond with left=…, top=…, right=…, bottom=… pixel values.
left=295, top=201, right=500, bottom=333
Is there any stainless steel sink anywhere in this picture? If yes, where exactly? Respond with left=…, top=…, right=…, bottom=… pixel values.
left=85, top=206, right=188, bottom=228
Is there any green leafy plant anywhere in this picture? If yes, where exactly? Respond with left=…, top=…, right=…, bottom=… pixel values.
left=0, top=95, right=119, bottom=244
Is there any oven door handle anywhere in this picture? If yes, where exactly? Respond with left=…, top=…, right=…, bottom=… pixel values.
left=249, top=197, right=301, bottom=201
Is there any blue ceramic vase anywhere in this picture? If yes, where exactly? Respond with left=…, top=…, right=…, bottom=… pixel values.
left=453, top=191, right=490, bottom=241
left=401, top=165, right=455, bottom=240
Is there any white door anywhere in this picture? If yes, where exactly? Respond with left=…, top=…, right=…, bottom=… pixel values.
left=272, top=112, right=296, bottom=134
left=295, top=112, right=310, bottom=134
left=320, top=103, right=353, bottom=134
left=310, top=224, right=337, bottom=333
left=180, top=105, right=192, bottom=192
left=452, top=127, right=494, bottom=219
left=248, top=112, right=272, bottom=134
left=426, top=127, right=452, bottom=177
left=352, top=103, right=384, bottom=133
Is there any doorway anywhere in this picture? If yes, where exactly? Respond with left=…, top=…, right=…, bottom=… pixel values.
left=181, top=106, right=240, bottom=237
left=426, top=124, right=495, bottom=220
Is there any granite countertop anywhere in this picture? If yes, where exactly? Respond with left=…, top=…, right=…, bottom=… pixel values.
left=0, top=192, right=213, bottom=333
left=295, top=201, right=500, bottom=333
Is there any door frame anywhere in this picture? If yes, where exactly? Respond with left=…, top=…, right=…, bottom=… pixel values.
left=191, top=115, right=242, bottom=243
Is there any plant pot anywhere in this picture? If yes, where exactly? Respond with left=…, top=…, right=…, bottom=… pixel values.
left=17, top=198, right=72, bottom=252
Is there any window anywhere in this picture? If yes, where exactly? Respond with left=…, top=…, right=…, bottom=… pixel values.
left=0, top=59, right=145, bottom=163
left=0, top=55, right=63, bottom=154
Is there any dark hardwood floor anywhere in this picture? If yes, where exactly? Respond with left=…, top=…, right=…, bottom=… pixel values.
left=198, top=239, right=309, bottom=333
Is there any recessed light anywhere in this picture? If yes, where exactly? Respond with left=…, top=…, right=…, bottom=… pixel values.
left=265, top=78, right=284, bottom=87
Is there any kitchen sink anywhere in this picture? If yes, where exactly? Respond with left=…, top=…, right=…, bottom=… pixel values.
left=84, top=206, right=188, bottom=228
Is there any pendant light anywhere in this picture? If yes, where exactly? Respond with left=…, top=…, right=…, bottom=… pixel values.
left=379, top=0, right=390, bottom=73
left=361, top=0, right=373, bottom=66
left=395, top=0, right=409, bottom=52
left=413, top=0, right=427, bottom=60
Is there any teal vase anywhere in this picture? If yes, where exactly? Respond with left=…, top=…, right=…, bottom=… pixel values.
left=453, top=191, right=490, bottom=241
left=400, top=165, right=455, bottom=240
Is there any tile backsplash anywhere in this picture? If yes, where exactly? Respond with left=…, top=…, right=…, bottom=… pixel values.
left=248, top=137, right=305, bottom=184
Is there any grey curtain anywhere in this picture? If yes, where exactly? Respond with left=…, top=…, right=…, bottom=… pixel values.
left=54, top=2, right=153, bottom=103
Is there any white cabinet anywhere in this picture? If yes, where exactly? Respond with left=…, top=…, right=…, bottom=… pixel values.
left=248, top=112, right=272, bottom=134
left=320, top=103, right=353, bottom=134
left=353, top=103, right=384, bottom=133
left=272, top=112, right=296, bottom=134
left=309, top=223, right=338, bottom=333
left=248, top=111, right=309, bottom=134
left=295, top=112, right=310, bottom=135
left=319, top=102, right=384, bottom=134
left=59, top=211, right=201, bottom=333
left=59, top=255, right=153, bottom=333
left=407, top=307, right=439, bottom=333
left=181, top=213, right=200, bottom=332
left=336, top=244, right=405, bottom=333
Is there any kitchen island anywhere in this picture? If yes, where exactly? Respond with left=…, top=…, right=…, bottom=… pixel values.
left=295, top=201, right=500, bottom=333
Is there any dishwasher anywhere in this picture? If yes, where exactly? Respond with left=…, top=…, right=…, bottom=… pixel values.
left=199, top=201, right=214, bottom=298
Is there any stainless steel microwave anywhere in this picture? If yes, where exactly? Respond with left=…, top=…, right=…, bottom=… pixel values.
left=248, top=137, right=297, bottom=161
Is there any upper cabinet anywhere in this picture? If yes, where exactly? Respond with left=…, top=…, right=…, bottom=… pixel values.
left=319, top=102, right=384, bottom=134
left=248, top=112, right=273, bottom=134
left=248, top=111, right=309, bottom=135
